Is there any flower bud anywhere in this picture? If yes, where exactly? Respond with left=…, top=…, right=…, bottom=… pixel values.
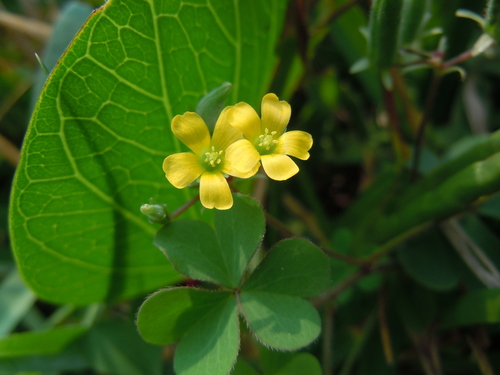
left=140, top=199, right=170, bottom=224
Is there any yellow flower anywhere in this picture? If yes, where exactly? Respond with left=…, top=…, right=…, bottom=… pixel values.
left=226, top=93, right=313, bottom=181
left=163, top=108, right=258, bottom=210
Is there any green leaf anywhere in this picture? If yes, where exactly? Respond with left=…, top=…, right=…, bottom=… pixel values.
left=239, top=292, right=321, bottom=350
left=368, top=0, right=403, bottom=70
left=0, top=270, right=36, bottom=337
left=442, top=289, right=500, bottom=328
left=273, top=353, right=322, bottom=375
left=174, top=295, right=239, bottom=375
left=242, top=238, right=330, bottom=298
left=84, top=319, right=162, bottom=375
left=391, top=278, right=437, bottom=334
left=485, top=0, right=500, bottom=39
left=0, top=326, right=88, bottom=372
left=154, top=194, right=265, bottom=288
left=329, top=2, right=380, bottom=104
left=196, top=82, right=233, bottom=133
left=260, top=348, right=322, bottom=375
left=477, top=193, right=500, bottom=219
left=10, top=0, right=288, bottom=304
left=397, top=228, right=460, bottom=291
left=0, top=326, right=86, bottom=358
left=231, top=359, right=260, bottom=375
left=215, top=194, right=265, bottom=287
left=31, top=1, right=93, bottom=109
left=137, top=287, right=233, bottom=345
left=455, top=9, right=486, bottom=28
left=399, top=0, right=429, bottom=45
left=154, top=220, right=234, bottom=287
left=354, top=131, right=500, bottom=247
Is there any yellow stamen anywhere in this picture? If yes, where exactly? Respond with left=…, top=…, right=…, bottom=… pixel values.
left=204, top=146, right=223, bottom=168
left=257, top=128, right=278, bottom=152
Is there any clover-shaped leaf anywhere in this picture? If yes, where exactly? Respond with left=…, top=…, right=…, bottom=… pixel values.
left=153, top=194, right=265, bottom=288
left=137, top=194, right=330, bottom=375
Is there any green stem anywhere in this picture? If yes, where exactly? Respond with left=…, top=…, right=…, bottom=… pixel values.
left=311, top=262, right=395, bottom=308
left=410, top=72, right=441, bottom=181
left=171, top=194, right=200, bottom=219
left=322, top=305, right=335, bottom=375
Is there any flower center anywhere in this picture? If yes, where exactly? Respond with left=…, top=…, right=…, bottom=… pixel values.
left=204, top=146, right=224, bottom=169
left=257, top=128, right=279, bottom=153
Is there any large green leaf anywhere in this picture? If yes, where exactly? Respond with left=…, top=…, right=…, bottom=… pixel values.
left=9, top=0, right=288, bottom=304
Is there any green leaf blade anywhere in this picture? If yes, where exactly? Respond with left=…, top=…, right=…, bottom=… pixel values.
left=0, top=326, right=87, bottom=358
left=137, top=287, right=233, bottom=345
left=10, top=0, right=288, bottom=304
left=239, top=291, right=321, bottom=351
left=215, top=194, right=265, bottom=287
left=242, top=238, right=330, bottom=298
left=84, top=319, right=162, bottom=375
left=154, top=220, right=235, bottom=287
left=174, top=295, right=239, bottom=375
left=368, top=0, right=403, bottom=70
left=397, top=228, right=461, bottom=291
left=442, top=289, right=500, bottom=328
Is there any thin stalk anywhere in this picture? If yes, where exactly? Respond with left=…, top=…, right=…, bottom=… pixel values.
left=383, top=82, right=410, bottom=163
left=442, top=50, right=474, bottom=70
left=283, top=192, right=330, bottom=245
left=322, top=247, right=370, bottom=267
left=264, top=212, right=296, bottom=238
left=466, top=332, right=495, bottom=375
left=0, top=133, right=20, bottom=166
left=265, top=210, right=365, bottom=266
left=368, top=221, right=431, bottom=263
left=378, top=285, right=394, bottom=364
left=311, top=0, right=363, bottom=33
left=312, top=262, right=395, bottom=307
left=322, top=305, right=335, bottom=375
left=410, top=72, right=441, bottom=181
left=171, top=194, right=200, bottom=219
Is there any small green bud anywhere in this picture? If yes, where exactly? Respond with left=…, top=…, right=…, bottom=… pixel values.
left=140, top=198, right=170, bottom=224
left=196, top=82, right=232, bottom=134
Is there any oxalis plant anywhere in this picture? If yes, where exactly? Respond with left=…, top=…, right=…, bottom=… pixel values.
left=136, top=87, right=328, bottom=375
left=139, top=193, right=330, bottom=375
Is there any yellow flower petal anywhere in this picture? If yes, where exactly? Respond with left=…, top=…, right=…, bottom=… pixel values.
left=226, top=139, right=261, bottom=173
left=275, top=130, right=313, bottom=160
left=228, top=102, right=261, bottom=141
left=163, top=153, right=204, bottom=188
left=211, top=107, right=243, bottom=150
left=199, top=172, right=233, bottom=210
left=224, top=158, right=260, bottom=179
left=171, top=112, right=210, bottom=155
left=261, top=93, right=291, bottom=135
left=261, top=154, right=299, bottom=181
